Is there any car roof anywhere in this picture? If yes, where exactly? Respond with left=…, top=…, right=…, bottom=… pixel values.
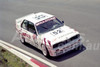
left=22, top=12, right=54, bottom=25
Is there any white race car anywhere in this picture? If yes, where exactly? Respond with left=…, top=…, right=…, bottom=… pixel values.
left=16, top=12, right=82, bottom=57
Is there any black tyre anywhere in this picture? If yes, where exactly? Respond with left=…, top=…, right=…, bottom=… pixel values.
left=19, top=34, right=26, bottom=44
left=41, top=45, right=50, bottom=57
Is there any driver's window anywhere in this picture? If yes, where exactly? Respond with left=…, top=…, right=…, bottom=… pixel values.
left=28, top=22, right=36, bottom=34
left=21, top=20, right=28, bottom=30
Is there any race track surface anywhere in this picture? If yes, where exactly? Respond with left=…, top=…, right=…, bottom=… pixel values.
left=0, top=0, right=100, bottom=67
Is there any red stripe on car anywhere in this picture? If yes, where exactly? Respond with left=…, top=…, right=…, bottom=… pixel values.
left=44, top=38, right=46, bottom=45
left=47, top=40, right=51, bottom=47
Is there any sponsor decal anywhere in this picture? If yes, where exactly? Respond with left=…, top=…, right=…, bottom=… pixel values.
left=36, top=17, right=55, bottom=26
left=47, top=40, right=51, bottom=47
left=53, top=38, right=57, bottom=42
left=33, top=34, right=36, bottom=39
left=44, top=38, right=46, bottom=45
left=35, top=15, right=46, bottom=20
left=22, top=33, right=31, bottom=39
left=43, top=38, right=52, bottom=47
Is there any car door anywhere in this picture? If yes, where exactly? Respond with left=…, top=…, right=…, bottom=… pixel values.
left=21, top=20, right=31, bottom=43
left=27, top=21, right=39, bottom=48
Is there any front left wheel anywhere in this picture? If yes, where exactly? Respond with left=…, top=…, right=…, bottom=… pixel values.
left=41, top=45, right=50, bottom=57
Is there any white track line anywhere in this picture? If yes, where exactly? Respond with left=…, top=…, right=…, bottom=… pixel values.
left=0, top=40, right=57, bottom=67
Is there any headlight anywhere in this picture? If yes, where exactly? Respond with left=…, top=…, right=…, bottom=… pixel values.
left=58, top=42, right=64, bottom=47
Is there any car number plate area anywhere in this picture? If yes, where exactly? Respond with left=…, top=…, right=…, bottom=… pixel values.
left=56, top=50, right=63, bottom=56
left=56, top=42, right=79, bottom=56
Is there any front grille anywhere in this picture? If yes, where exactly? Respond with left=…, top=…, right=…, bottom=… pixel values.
left=53, top=34, right=80, bottom=48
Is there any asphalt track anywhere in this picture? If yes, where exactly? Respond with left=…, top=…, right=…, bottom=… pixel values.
left=0, top=0, right=100, bottom=67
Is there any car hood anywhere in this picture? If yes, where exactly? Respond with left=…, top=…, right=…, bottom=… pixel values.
left=41, top=25, right=79, bottom=46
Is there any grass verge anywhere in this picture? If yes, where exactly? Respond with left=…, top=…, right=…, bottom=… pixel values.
left=0, top=46, right=31, bottom=67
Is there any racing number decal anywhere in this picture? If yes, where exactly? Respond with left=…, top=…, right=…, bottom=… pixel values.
left=52, top=28, right=63, bottom=35
left=35, top=15, right=46, bottom=20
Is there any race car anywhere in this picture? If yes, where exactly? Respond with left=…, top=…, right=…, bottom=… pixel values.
left=16, top=12, right=82, bottom=57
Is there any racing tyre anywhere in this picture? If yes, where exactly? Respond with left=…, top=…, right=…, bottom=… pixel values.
left=42, top=45, right=50, bottom=57
left=20, top=34, right=26, bottom=44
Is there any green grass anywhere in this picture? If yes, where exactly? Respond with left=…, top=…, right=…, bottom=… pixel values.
left=0, top=47, right=31, bottom=67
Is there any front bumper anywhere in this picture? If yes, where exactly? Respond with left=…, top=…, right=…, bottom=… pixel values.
left=50, top=38, right=82, bottom=57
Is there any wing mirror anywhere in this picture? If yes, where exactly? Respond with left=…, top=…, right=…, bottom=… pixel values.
left=62, top=21, right=64, bottom=24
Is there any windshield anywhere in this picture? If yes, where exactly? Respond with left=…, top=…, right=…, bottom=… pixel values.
left=36, top=17, right=63, bottom=34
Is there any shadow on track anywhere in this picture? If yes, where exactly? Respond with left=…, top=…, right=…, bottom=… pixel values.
left=23, top=42, right=86, bottom=62
left=48, top=45, right=86, bottom=62
left=23, top=42, right=43, bottom=54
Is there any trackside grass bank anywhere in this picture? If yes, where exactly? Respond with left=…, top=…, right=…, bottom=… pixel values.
left=0, top=47, right=31, bottom=67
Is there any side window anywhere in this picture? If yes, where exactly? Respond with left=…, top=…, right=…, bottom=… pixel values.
left=28, top=22, right=36, bottom=34
left=21, top=20, right=28, bottom=30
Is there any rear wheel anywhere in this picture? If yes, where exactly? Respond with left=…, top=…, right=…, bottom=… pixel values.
left=41, top=45, right=49, bottom=57
left=20, top=34, right=26, bottom=44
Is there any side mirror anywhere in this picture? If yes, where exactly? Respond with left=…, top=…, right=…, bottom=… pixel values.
left=62, top=21, right=64, bottom=24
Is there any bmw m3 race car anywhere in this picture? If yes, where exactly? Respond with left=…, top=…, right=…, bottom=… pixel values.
left=16, top=12, right=82, bottom=57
